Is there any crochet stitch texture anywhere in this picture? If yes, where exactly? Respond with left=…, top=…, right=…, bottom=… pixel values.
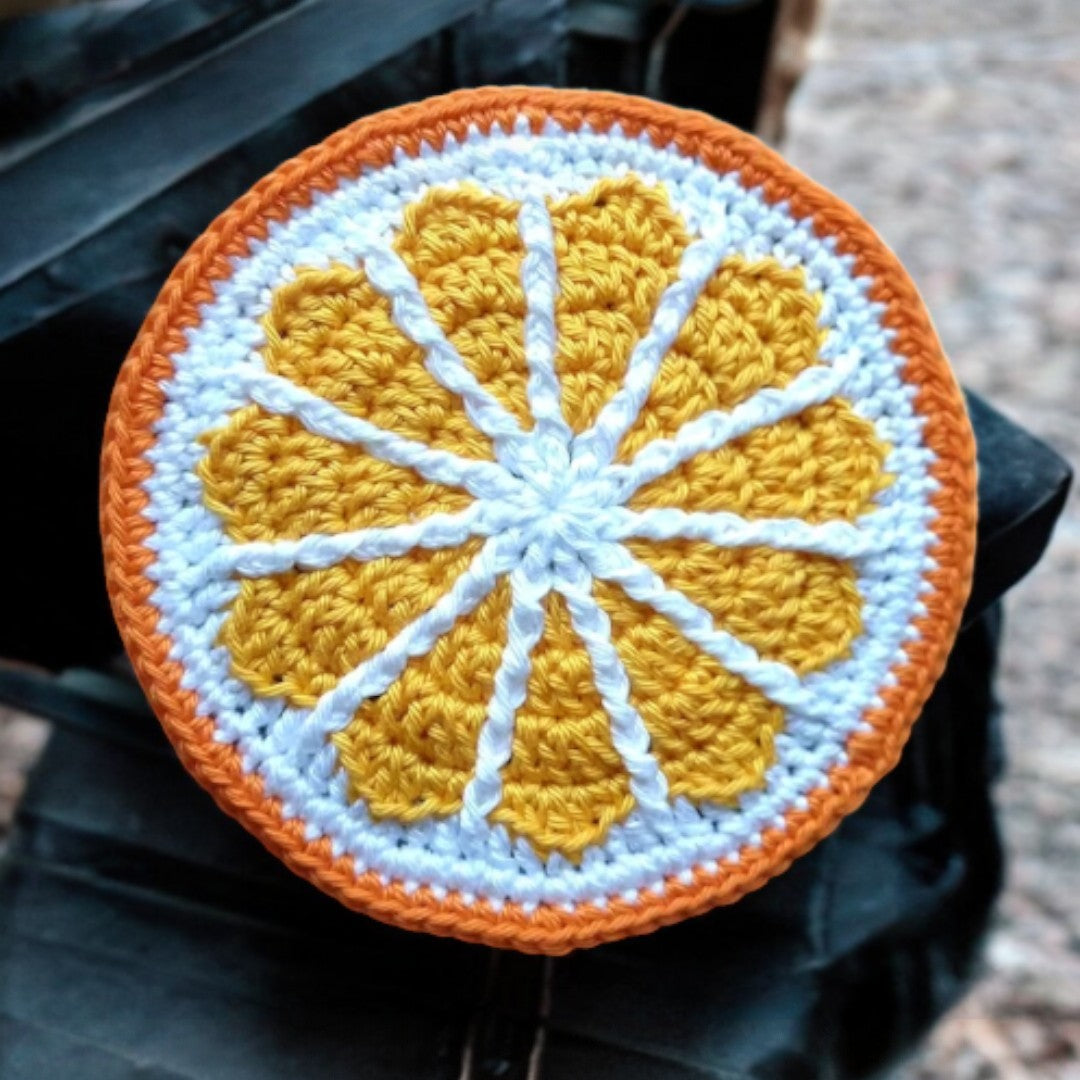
left=101, top=88, right=977, bottom=953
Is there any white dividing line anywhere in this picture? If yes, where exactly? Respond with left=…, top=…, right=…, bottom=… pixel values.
left=292, top=534, right=523, bottom=752
left=236, top=367, right=521, bottom=500
left=606, top=347, right=863, bottom=502
left=600, top=505, right=903, bottom=559
left=582, top=540, right=833, bottom=722
left=569, top=230, right=733, bottom=472
left=517, top=196, right=575, bottom=451
left=554, top=549, right=671, bottom=815
left=356, top=231, right=530, bottom=455
left=459, top=549, right=553, bottom=830
left=210, top=504, right=492, bottom=578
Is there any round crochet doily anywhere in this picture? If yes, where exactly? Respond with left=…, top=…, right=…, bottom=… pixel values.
left=101, top=87, right=977, bottom=953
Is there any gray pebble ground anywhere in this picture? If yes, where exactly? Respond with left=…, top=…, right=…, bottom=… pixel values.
left=786, top=0, right=1080, bottom=1075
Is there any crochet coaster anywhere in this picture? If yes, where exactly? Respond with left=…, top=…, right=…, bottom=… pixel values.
left=101, top=88, right=977, bottom=953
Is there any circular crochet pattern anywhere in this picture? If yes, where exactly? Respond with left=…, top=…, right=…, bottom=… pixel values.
left=102, top=88, right=976, bottom=953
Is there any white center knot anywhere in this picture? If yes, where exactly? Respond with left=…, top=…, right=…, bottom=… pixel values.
left=474, top=435, right=631, bottom=596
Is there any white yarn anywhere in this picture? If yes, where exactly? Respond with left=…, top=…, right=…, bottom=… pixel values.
left=582, top=540, right=829, bottom=722
left=570, top=230, right=735, bottom=475
left=601, top=505, right=908, bottom=559
left=555, top=549, right=672, bottom=815
left=607, top=345, right=865, bottom=503
left=460, top=551, right=550, bottom=830
left=212, top=504, right=489, bottom=577
left=517, top=196, right=574, bottom=452
left=354, top=229, right=529, bottom=455
left=237, top=366, right=519, bottom=499
left=140, top=122, right=938, bottom=909
left=300, top=534, right=519, bottom=750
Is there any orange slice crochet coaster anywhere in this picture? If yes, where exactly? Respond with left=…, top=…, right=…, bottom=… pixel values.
left=101, top=87, right=977, bottom=954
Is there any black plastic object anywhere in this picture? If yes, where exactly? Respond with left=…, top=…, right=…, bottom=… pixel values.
left=0, top=394, right=1070, bottom=1080
left=566, top=0, right=775, bottom=130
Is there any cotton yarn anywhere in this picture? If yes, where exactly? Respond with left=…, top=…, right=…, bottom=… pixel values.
left=101, top=88, right=977, bottom=953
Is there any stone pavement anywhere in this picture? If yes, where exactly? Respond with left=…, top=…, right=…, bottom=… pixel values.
left=786, top=1, right=1080, bottom=1075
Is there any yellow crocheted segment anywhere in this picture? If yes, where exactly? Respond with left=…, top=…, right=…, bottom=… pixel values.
left=491, top=592, right=634, bottom=858
left=551, top=177, right=691, bottom=431
left=200, top=408, right=473, bottom=542
left=198, top=176, right=894, bottom=860
left=221, top=541, right=483, bottom=708
left=625, top=541, right=862, bottom=675
left=263, top=263, right=493, bottom=458
left=394, top=186, right=532, bottom=427
left=202, top=259, right=491, bottom=708
left=629, top=403, right=891, bottom=522
left=618, top=255, right=828, bottom=457
left=595, top=581, right=784, bottom=804
left=332, top=582, right=511, bottom=822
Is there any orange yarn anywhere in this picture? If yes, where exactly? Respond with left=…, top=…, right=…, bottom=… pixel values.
left=101, top=88, right=977, bottom=954
left=197, top=175, right=881, bottom=859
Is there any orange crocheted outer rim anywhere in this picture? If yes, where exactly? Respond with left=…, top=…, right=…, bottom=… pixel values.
left=100, top=87, right=977, bottom=955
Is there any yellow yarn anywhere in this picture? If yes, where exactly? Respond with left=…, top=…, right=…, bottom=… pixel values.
left=394, top=185, right=533, bottom=427
left=199, top=408, right=472, bottom=542
left=595, top=581, right=784, bottom=804
left=551, top=177, right=691, bottom=431
left=332, top=582, right=511, bottom=822
left=629, top=404, right=891, bottom=522
left=624, top=540, right=861, bottom=676
left=491, top=591, right=634, bottom=858
left=263, top=262, right=493, bottom=458
left=619, top=253, right=829, bottom=457
left=222, top=541, right=483, bottom=708
left=198, top=177, right=894, bottom=859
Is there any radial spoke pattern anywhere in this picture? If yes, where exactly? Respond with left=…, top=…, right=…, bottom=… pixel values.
left=213, top=504, right=491, bottom=577
left=607, top=347, right=865, bottom=502
left=554, top=551, right=671, bottom=815
left=570, top=230, right=734, bottom=472
left=295, top=535, right=521, bottom=752
left=517, top=197, right=574, bottom=450
left=583, top=541, right=832, bottom=721
left=601, top=506, right=898, bottom=559
left=237, top=367, right=520, bottom=499
left=460, top=552, right=552, bottom=830
left=355, top=230, right=529, bottom=454
left=206, top=193, right=888, bottom=838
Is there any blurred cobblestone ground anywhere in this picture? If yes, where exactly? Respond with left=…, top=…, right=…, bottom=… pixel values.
left=0, top=1, right=1077, bottom=1074
left=786, top=0, right=1080, bottom=1075
left=0, top=703, right=48, bottom=852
